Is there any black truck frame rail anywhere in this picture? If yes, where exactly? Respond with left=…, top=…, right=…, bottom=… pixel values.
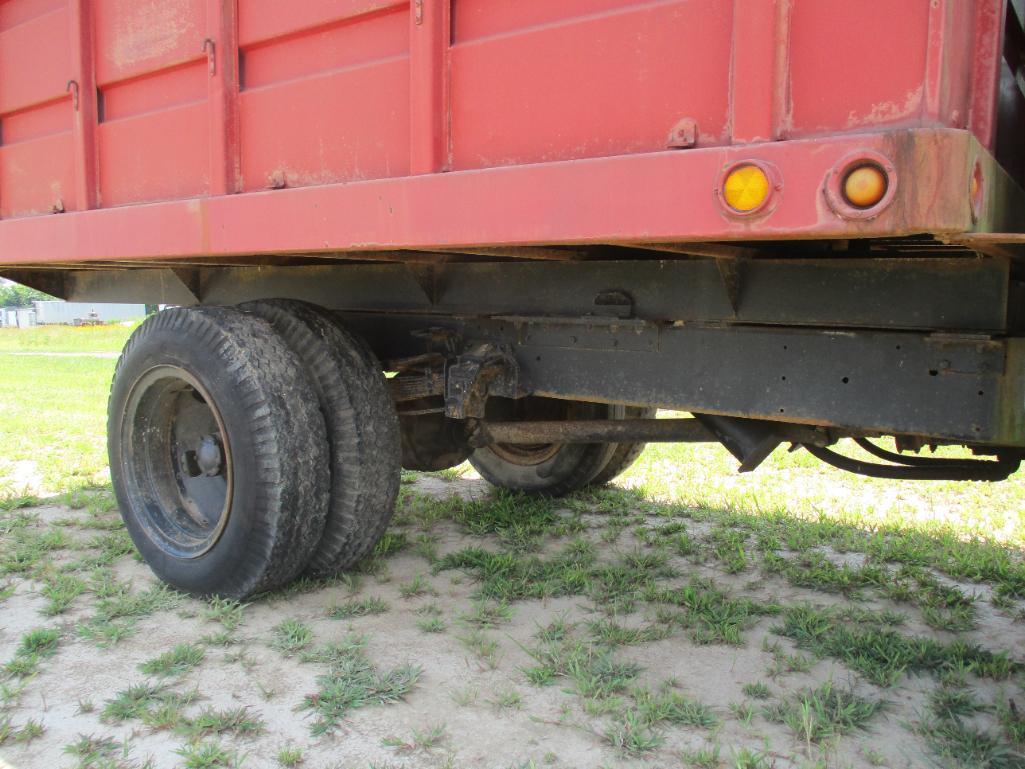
left=6, top=253, right=1025, bottom=461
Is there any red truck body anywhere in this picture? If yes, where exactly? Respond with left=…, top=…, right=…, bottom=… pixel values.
left=0, top=0, right=1020, bottom=265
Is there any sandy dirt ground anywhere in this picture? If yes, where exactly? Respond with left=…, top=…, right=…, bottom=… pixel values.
left=1, top=473, right=1023, bottom=769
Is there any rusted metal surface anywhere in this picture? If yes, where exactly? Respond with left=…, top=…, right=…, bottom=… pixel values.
left=444, top=343, right=519, bottom=420
left=475, top=419, right=714, bottom=446
left=666, top=118, right=698, bottom=150
left=390, top=372, right=445, bottom=403
left=475, top=416, right=830, bottom=451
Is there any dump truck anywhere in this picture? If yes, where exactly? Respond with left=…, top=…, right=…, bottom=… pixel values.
left=3, top=0, right=1025, bottom=598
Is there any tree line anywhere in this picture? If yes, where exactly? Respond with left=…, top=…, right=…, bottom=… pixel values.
left=0, top=283, right=54, bottom=309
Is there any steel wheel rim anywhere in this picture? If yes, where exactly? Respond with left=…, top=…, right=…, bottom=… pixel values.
left=121, top=365, right=233, bottom=559
left=489, top=441, right=563, bottom=466
left=486, top=398, right=568, bottom=466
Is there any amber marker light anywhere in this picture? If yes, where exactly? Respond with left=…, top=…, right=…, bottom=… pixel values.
left=843, top=164, right=888, bottom=209
left=970, top=160, right=984, bottom=221
left=723, top=163, right=771, bottom=213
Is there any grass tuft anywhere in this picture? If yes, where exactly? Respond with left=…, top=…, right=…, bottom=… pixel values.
left=525, top=636, right=641, bottom=699
left=270, top=619, right=313, bottom=656
left=138, top=643, right=204, bottom=678
left=327, top=597, right=388, bottom=619
left=175, top=740, right=243, bottom=769
left=300, top=634, right=422, bottom=736
left=764, top=679, right=884, bottom=746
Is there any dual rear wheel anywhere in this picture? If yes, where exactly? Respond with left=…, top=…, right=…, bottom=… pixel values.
left=109, top=304, right=647, bottom=599
left=108, top=302, right=400, bottom=599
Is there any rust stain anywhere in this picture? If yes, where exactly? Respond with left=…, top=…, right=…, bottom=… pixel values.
left=846, top=87, right=924, bottom=130
left=186, top=199, right=210, bottom=255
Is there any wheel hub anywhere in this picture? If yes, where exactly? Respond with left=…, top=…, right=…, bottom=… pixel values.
left=185, top=435, right=224, bottom=478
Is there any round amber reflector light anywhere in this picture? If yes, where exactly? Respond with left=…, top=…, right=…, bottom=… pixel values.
left=723, top=164, right=771, bottom=213
left=843, top=164, right=888, bottom=209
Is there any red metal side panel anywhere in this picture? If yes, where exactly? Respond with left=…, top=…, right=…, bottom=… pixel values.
left=450, top=0, right=733, bottom=170
left=237, top=0, right=410, bottom=191
left=0, top=0, right=1013, bottom=255
left=0, top=0, right=62, bottom=28
left=0, top=0, right=75, bottom=217
left=785, top=0, right=932, bottom=137
left=93, top=0, right=210, bottom=206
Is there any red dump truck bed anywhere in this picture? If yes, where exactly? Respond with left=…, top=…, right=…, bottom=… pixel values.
left=0, top=0, right=1022, bottom=265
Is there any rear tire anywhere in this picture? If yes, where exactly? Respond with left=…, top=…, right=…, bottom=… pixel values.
left=590, top=407, right=657, bottom=486
left=239, top=300, right=401, bottom=576
left=468, top=398, right=618, bottom=497
left=108, top=306, right=330, bottom=599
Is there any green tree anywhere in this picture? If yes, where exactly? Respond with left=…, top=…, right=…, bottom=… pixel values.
left=0, top=282, right=54, bottom=309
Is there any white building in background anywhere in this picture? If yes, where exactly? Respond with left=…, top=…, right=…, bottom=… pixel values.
left=1, top=309, right=36, bottom=328
left=32, top=301, right=147, bottom=326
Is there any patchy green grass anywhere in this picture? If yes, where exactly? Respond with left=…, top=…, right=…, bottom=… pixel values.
left=0, top=716, right=44, bottom=746
left=765, top=679, right=885, bottom=746
left=62, top=734, right=124, bottom=768
left=603, top=710, right=664, bottom=755
left=179, top=707, right=265, bottom=740
left=201, top=597, right=247, bottom=630
left=138, top=644, right=205, bottom=678
left=525, top=635, right=642, bottom=699
left=382, top=723, right=448, bottom=753
left=102, top=682, right=188, bottom=723
left=270, top=619, right=314, bottom=657
left=3, top=627, right=60, bottom=679
left=776, top=605, right=1018, bottom=687
left=275, top=745, right=304, bottom=767
left=40, top=573, right=87, bottom=615
left=327, top=597, right=389, bottom=619
left=742, top=682, right=772, bottom=700
left=632, top=686, right=717, bottom=729
left=918, top=716, right=1024, bottom=769
left=398, top=574, right=434, bottom=599
left=72, top=584, right=181, bottom=648
left=299, top=634, right=422, bottom=736
left=17, top=627, right=59, bottom=658
left=437, top=539, right=678, bottom=615
left=175, top=739, right=243, bottom=769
